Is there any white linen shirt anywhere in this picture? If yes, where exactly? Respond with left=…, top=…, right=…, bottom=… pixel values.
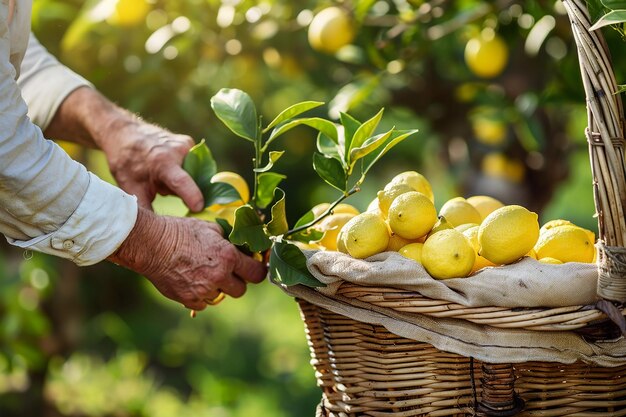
left=1, top=0, right=137, bottom=265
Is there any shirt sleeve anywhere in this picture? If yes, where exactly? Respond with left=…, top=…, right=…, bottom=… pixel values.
left=0, top=12, right=138, bottom=266
left=16, top=33, right=93, bottom=131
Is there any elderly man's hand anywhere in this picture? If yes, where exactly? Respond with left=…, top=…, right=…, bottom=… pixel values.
left=108, top=208, right=267, bottom=310
left=102, top=120, right=204, bottom=212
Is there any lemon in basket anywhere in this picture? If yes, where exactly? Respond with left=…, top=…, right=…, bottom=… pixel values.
left=438, top=197, right=482, bottom=227
left=462, top=225, right=497, bottom=273
left=466, top=195, right=504, bottom=221
left=534, top=225, right=595, bottom=263
left=314, top=213, right=356, bottom=251
left=388, top=191, right=438, bottom=240
left=538, top=257, right=563, bottom=264
left=387, top=170, right=435, bottom=203
left=478, top=205, right=540, bottom=265
left=540, top=219, right=596, bottom=245
left=387, top=233, right=418, bottom=252
left=377, top=183, right=415, bottom=217
left=399, top=242, right=424, bottom=263
left=342, top=212, right=390, bottom=259
left=422, top=229, right=475, bottom=279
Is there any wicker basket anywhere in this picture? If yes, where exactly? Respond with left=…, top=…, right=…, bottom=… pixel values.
left=293, top=1, right=626, bottom=415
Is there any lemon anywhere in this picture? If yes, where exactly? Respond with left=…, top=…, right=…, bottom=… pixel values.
left=108, top=0, right=150, bottom=27
left=472, top=117, right=507, bottom=146
left=422, top=229, right=475, bottom=279
left=308, top=7, right=355, bottom=54
left=466, top=195, right=505, bottom=221
left=388, top=171, right=435, bottom=203
left=534, top=225, right=595, bottom=263
left=387, top=233, right=416, bottom=252
left=455, top=222, right=480, bottom=233
left=311, top=202, right=360, bottom=218
left=377, top=183, right=415, bottom=217
left=540, top=219, right=596, bottom=245
left=426, top=215, right=454, bottom=239
left=478, top=205, right=540, bottom=265
left=211, top=171, right=250, bottom=205
left=481, top=153, right=526, bottom=183
left=314, top=213, right=356, bottom=251
left=462, top=225, right=497, bottom=273
left=388, top=191, right=438, bottom=240
left=539, top=257, right=563, bottom=265
left=527, top=248, right=538, bottom=259
left=293, top=241, right=324, bottom=251
left=439, top=197, right=482, bottom=228
left=464, top=29, right=508, bottom=78
left=336, top=226, right=348, bottom=254
left=399, top=242, right=424, bottom=263
left=343, top=212, right=390, bottom=259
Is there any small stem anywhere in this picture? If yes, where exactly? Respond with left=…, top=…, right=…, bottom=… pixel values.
left=285, top=185, right=361, bottom=237
left=252, top=122, right=263, bottom=208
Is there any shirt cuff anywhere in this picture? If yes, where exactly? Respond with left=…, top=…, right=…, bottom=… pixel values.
left=7, top=173, right=138, bottom=266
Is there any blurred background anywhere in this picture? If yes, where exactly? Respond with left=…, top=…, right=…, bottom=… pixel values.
left=2, top=0, right=624, bottom=416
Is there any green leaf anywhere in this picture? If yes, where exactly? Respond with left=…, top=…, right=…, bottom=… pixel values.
left=229, top=205, right=272, bottom=252
left=267, top=188, right=289, bottom=236
left=602, top=0, right=626, bottom=10
left=203, top=182, right=243, bottom=207
left=266, top=118, right=338, bottom=149
left=313, top=152, right=347, bottom=191
left=256, top=172, right=286, bottom=209
left=183, top=139, right=216, bottom=193
left=349, top=108, right=385, bottom=154
left=183, top=140, right=239, bottom=207
left=210, top=88, right=258, bottom=142
left=215, top=218, right=233, bottom=237
left=269, top=241, right=325, bottom=287
left=349, top=128, right=394, bottom=163
left=361, top=130, right=419, bottom=176
left=339, top=112, right=361, bottom=160
left=254, top=151, right=285, bottom=173
left=317, top=132, right=341, bottom=159
left=264, top=101, right=324, bottom=132
left=590, top=10, right=626, bottom=30
left=289, top=210, right=324, bottom=243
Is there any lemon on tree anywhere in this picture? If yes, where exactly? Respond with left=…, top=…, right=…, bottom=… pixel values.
left=341, top=212, right=390, bottom=259
left=377, top=183, right=414, bottom=217
left=399, top=242, right=424, bottom=263
left=388, top=171, right=435, bottom=203
left=108, top=0, right=150, bottom=27
left=388, top=191, right=438, bottom=240
left=534, top=225, right=595, bottom=263
left=466, top=195, right=504, bottom=221
left=438, top=197, right=482, bottom=228
left=464, top=28, right=509, bottom=78
left=422, top=229, right=475, bottom=279
left=478, top=205, right=540, bottom=265
left=308, top=6, right=355, bottom=54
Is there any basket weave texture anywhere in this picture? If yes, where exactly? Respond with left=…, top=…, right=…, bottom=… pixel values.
left=291, top=0, right=626, bottom=415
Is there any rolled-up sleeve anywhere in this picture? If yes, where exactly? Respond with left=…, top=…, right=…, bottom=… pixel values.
left=17, top=33, right=92, bottom=130
left=0, top=13, right=137, bottom=265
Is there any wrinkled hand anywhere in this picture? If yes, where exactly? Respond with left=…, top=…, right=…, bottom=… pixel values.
left=102, top=120, right=204, bottom=211
left=108, top=208, right=267, bottom=310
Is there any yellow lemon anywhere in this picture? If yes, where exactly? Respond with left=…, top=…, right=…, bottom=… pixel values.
left=108, top=0, right=150, bottom=27
left=293, top=241, right=324, bottom=251
left=343, top=212, right=390, bottom=259
left=464, top=29, right=508, bottom=78
left=455, top=222, right=480, bottom=233
left=540, top=219, right=596, bottom=246
left=308, top=7, right=355, bottom=54
left=472, top=117, right=507, bottom=146
left=388, top=191, right=438, bottom=240
left=336, top=226, right=348, bottom=254
left=211, top=171, right=250, bottom=205
left=377, top=183, right=415, bottom=217
left=387, top=233, right=417, bottom=252
left=388, top=171, right=435, bottom=203
left=527, top=248, right=538, bottom=259
left=311, top=202, right=360, bottom=218
left=478, top=205, right=540, bottom=265
left=314, top=213, right=356, bottom=251
left=426, top=215, right=454, bottom=239
left=422, top=229, right=475, bottom=279
left=534, top=225, right=595, bottom=263
left=439, top=197, right=482, bottom=228
left=399, top=242, right=424, bottom=263
left=462, top=225, right=497, bottom=273
left=466, top=195, right=505, bottom=221
left=539, top=257, right=563, bottom=265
